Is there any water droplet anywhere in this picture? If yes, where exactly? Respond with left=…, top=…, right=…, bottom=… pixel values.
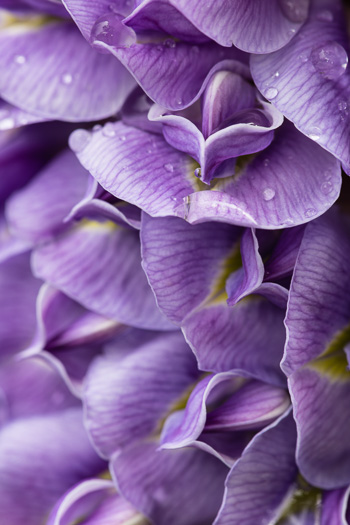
left=310, top=41, right=348, bottom=80
left=316, top=10, right=333, bottom=22
left=14, top=54, right=26, bottom=65
left=305, top=208, right=316, bottom=218
left=92, top=124, right=102, bottom=132
left=321, top=180, right=333, bottom=194
left=61, top=73, right=73, bottom=85
left=263, top=158, right=270, bottom=167
left=264, top=87, right=278, bottom=100
left=119, top=135, right=126, bottom=141
left=90, top=13, right=135, bottom=49
left=69, top=129, right=92, bottom=153
left=338, top=100, right=348, bottom=111
left=274, top=71, right=280, bottom=77
left=164, top=163, right=174, bottom=173
left=102, top=122, right=116, bottom=137
left=164, top=39, right=176, bottom=48
left=262, top=188, right=276, bottom=201
left=298, top=52, right=309, bottom=63
left=176, top=98, right=183, bottom=106
left=194, top=167, right=202, bottom=178
left=306, top=126, right=322, bottom=141
left=279, top=0, right=308, bottom=23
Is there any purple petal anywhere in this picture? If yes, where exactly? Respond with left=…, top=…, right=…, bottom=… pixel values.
left=182, top=121, right=341, bottom=228
left=83, top=331, right=198, bottom=458
left=264, top=225, right=305, bottom=281
left=183, top=297, right=286, bottom=387
left=201, top=70, right=256, bottom=139
left=0, top=354, right=79, bottom=421
left=62, top=0, right=135, bottom=41
left=6, top=149, right=91, bottom=243
left=214, top=410, right=297, bottom=525
left=74, top=121, right=195, bottom=217
left=111, top=442, right=228, bottom=525
left=47, top=478, right=144, bottom=525
left=0, top=252, right=41, bottom=359
left=321, top=487, right=350, bottom=525
left=0, top=98, right=47, bottom=130
left=98, top=36, right=248, bottom=110
left=141, top=214, right=242, bottom=324
left=282, top=209, right=350, bottom=375
left=226, top=229, right=264, bottom=306
left=0, top=20, right=135, bottom=121
left=251, top=0, right=350, bottom=171
left=0, top=408, right=105, bottom=525
left=290, top=362, right=350, bottom=489
left=161, top=373, right=289, bottom=449
left=31, top=220, right=174, bottom=330
left=166, top=0, right=309, bottom=52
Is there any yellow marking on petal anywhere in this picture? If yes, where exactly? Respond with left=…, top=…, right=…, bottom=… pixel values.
left=213, top=152, right=258, bottom=192
left=205, top=242, right=242, bottom=304
left=0, top=10, right=60, bottom=34
left=79, top=218, right=120, bottom=232
left=307, top=325, right=350, bottom=381
left=98, top=469, right=112, bottom=480
left=276, top=474, right=321, bottom=524
left=153, top=373, right=210, bottom=437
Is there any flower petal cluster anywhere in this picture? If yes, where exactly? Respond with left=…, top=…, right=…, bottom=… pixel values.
left=0, top=0, right=350, bottom=524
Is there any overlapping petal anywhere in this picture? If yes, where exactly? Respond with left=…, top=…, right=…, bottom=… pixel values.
left=283, top=209, right=350, bottom=488
left=0, top=18, right=135, bottom=121
left=0, top=252, right=41, bottom=359
left=251, top=0, right=350, bottom=172
left=125, top=0, right=310, bottom=53
left=31, top=219, right=174, bottom=330
left=111, top=442, right=228, bottom=525
left=83, top=331, right=198, bottom=458
left=6, top=149, right=91, bottom=242
left=214, top=410, right=297, bottom=525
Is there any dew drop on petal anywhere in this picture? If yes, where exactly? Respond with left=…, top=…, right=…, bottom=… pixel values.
left=164, top=39, right=176, bottom=48
left=262, top=188, right=276, bottom=201
left=264, top=87, right=278, bottom=100
left=310, top=41, right=348, bottom=80
left=69, top=129, right=92, bottom=153
left=298, top=52, right=309, bottom=63
left=14, top=54, right=26, bottom=65
left=263, top=158, right=270, bottom=167
left=61, top=73, right=73, bottom=85
left=119, top=135, right=126, bottom=141
left=316, top=10, right=333, bottom=22
left=93, top=124, right=102, bottom=132
left=305, top=208, right=316, bottom=218
left=90, top=13, right=135, bottom=49
left=194, top=167, right=201, bottom=178
left=164, top=163, right=174, bottom=173
left=321, top=180, right=333, bottom=194
left=279, top=0, right=309, bottom=23
left=176, top=98, right=183, bottom=106
left=306, top=126, right=322, bottom=141
left=102, top=122, right=116, bottom=137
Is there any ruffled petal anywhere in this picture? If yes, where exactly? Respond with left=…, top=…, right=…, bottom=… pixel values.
left=181, top=122, right=341, bottom=228
left=251, top=0, right=350, bottom=172
left=126, top=0, right=310, bottom=52
left=83, top=331, right=198, bottom=458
